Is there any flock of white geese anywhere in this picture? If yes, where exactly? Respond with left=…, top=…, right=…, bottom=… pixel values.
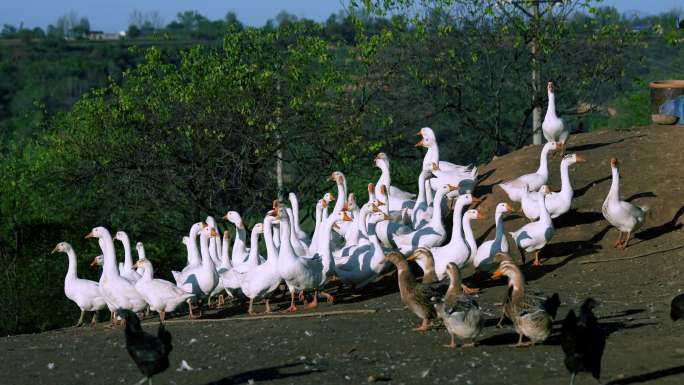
left=52, top=81, right=648, bottom=348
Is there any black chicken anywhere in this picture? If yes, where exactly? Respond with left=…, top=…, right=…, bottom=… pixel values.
left=118, top=309, right=173, bottom=385
left=561, top=298, right=606, bottom=385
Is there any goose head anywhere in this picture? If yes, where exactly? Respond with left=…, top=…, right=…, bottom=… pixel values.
left=114, top=231, right=128, bottom=243
left=135, top=242, right=146, bottom=259
left=223, top=211, right=246, bottom=229
left=252, top=223, right=264, bottom=236
left=495, top=202, right=514, bottom=216
left=547, top=81, right=555, bottom=93
left=182, top=236, right=189, bottom=246
left=201, top=225, right=219, bottom=238
left=323, top=192, right=336, bottom=204
left=562, top=153, right=586, bottom=167
left=329, top=171, right=346, bottom=186
left=206, top=216, right=217, bottom=229
left=51, top=242, right=71, bottom=255
left=374, top=152, right=389, bottom=169
left=610, top=157, right=619, bottom=168
left=464, top=208, right=485, bottom=221
left=348, top=193, right=358, bottom=211
left=543, top=141, right=559, bottom=153
left=133, top=257, right=151, bottom=271
left=367, top=210, right=391, bottom=224
left=415, top=127, right=435, bottom=148
left=491, top=261, right=523, bottom=286
left=85, top=226, right=110, bottom=240
left=90, top=255, right=104, bottom=267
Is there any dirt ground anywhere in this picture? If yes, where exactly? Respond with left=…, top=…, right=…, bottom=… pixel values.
left=2, top=125, right=684, bottom=385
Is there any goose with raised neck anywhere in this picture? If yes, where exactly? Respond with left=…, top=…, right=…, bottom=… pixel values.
left=221, top=223, right=264, bottom=294
left=511, top=186, right=555, bottom=266
left=411, top=168, right=432, bottom=229
left=308, top=198, right=326, bottom=254
left=133, top=244, right=195, bottom=323
left=52, top=242, right=107, bottom=326
left=474, top=203, right=514, bottom=272
left=85, top=226, right=147, bottom=313
left=542, top=81, right=570, bottom=154
left=276, top=204, right=349, bottom=311
left=224, top=211, right=249, bottom=266
left=206, top=216, right=221, bottom=267
left=602, top=157, right=648, bottom=250
left=522, top=154, right=586, bottom=220
left=498, top=141, right=558, bottom=202
left=178, top=225, right=219, bottom=308
left=289, top=192, right=311, bottom=246
left=416, top=127, right=474, bottom=175
left=114, top=231, right=141, bottom=282
left=241, top=213, right=284, bottom=314
left=373, top=153, right=416, bottom=212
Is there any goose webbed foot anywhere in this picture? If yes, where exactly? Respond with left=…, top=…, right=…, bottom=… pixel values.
left=413, top=318, right=430, bottom=331
left=532, top=251, right=542, bottom=266
left=305, top=291, right=319, bottom=309
left=461, top=284, right=480, bottom=294
left=320, top=290, right=335, bottom=304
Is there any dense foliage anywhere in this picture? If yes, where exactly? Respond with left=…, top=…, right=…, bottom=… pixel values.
left=0, top=3, right=682, bottom=335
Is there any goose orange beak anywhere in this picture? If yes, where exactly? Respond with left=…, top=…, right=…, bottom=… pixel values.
left=328, top=173, right=336, bottom=181
left=89, top=256, right=98, bottom=267
left=329, top=193, right=336, bottom=202
left=85, top=231, right=94, bottom=239
left=50, top=246, right=59, bottom=254
left=447, top=184, right=458, bottom=192
left=471, top=196, right=482, bottom=204
left=321, top=200, right=328, bottom=209
left=415, top=139, right=427, bottom=148
left=491, top=269, right=503, bottom=280
left=211, top=229, right=219, bottom=237
left=475, top=210, right=485, bottom=220
left=406, top=254, right=417, bottom=261
left=575, top=155, right=586, bottom=162
left=342, top=212, right=353, bottom=222
left=505, top=203, right=514, bottom=212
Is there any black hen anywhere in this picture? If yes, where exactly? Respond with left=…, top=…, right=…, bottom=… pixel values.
left=119, top=309, right=172, bottom=385
left=561, top=298, right=606, bottom=385
left=671, top=293, right=684, bottom=321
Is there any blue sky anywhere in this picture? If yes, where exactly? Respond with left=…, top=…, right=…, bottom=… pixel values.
left=1, top=0, right=682, bottom=32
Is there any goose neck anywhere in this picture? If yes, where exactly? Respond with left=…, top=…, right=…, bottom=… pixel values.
left=446, top=202, right=466, bottom=247
left=536, top=144, right=553, bottom=177
left=188, top=225, right=201, bottom=265
left=546, top=91, right=557, bottom=118
left=333, top=182, right=347, bottom=213
left=558, top=159, right=573, bottom=197
left=607, top=166, right=620, bottom=201
left=247, top=228, right=261, bottom=264
left=462, top=216, right=477, bottom=261
left=263, top=217, right=278, bottom=264
left=428, top=188, right=448, bottom=231
left=65, top=247, right=78, bottom=281
left=120, top=234, right=133, bottom=271
left=538, top=193, right=552, bottom=225
left=100, top=231, right=119, bottom=276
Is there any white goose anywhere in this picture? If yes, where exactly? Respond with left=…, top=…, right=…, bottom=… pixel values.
left=132, top=246, right=195, bottom=323
left=221, top=223, right=264, bottom=294
left=114, top=231, right=141, bottom=283
left=172, top=222, right=203, bottom=286
left=416, top=127, right=474, bottom=175
left=206, top=216, right=221, bottom=266
left=177, top=225, right=219, bottom=312
left=602, top=157, right=648, bottom=250
left=510, top=186, right=555, bottom=266
left=411, top=168, right=434, bottom=229
left=224, top=211, right=249, bottom=266
left=393, top=184, right=456, bottom=255
left=542, top=81, right=570, bottom=154
left=499, top=141, right=558, bottom=202
left=85, top=226, right=147, bottom=314
left=474, top=202, right=514, bottom=273
left=413, top=206, right=482, bottom=281
left=374, top=184, right=412, bottom=249
left=521, top=153, right=586, bottom=220
left=308, top=198, right=327, bottom=255
left=373, top=153, right=416, bottom=211
left=286, top=207, right=310, bottom=257
left=52, top=242, right=107, bottom=326
left=277, top=205, right=349, bottom=311
left=209, top=230, right=233, bottom=307
left=335, top=210, right=393, bottom=288
left=241, top=213, right=283, bottom=314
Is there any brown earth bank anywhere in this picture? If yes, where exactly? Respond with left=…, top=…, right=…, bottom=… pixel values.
left=2, top=125, right=684, bottom=385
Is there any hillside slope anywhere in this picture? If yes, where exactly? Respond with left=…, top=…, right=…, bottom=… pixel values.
left=1, top=125, right=684, bottom=385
